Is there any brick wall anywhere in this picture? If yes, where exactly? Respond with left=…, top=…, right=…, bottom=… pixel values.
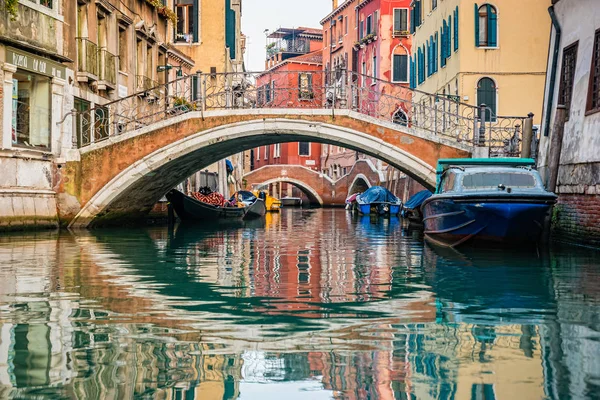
left=552, top=194, right=600, bottom=247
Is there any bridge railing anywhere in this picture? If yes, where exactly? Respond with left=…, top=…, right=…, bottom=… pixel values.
left=71, top=69, right=530, bottom=157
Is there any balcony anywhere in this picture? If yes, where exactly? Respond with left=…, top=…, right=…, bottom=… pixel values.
left=266, top=38, right=310, bottom=60
left=98, top=48, right=117, bottom=91
left=76, top=37, right=99, bottom=82
left=136, top=75, right=160, bottom=98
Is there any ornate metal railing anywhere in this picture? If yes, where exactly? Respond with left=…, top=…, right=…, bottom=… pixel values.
left=76, top=37, right=99, bottom=77
left=70, top=69, right=533, bottom=158
left=98, top=48, right=117, bottom=86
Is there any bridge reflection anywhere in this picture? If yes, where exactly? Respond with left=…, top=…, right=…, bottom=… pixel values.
left=0, top=212, right=598, bottom=399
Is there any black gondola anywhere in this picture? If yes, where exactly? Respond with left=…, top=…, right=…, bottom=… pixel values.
left=166, top=189, right=246, bottom=221
left=236, top=191, right=267, bottom=219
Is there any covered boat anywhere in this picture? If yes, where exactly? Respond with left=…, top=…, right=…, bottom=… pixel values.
left=421, top=158, right=557, bottom=247
left=356, top=186, right=402, bottom=216
left=345, top=193, right=360, bottom=210
left=235, top=190, right=266, bottom=219
left=401, top=190, right=433, bottom=222
left=166, top=189, right=246, bottom=221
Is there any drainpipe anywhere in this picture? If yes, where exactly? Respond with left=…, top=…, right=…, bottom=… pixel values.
left=543, top=5, right=561, bottom=138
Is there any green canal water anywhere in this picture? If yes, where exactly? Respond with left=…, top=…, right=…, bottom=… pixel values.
left=0, top=209, right=598, bottom=399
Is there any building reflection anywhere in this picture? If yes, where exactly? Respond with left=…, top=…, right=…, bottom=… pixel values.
left=0, top=212, right=599, bottom=399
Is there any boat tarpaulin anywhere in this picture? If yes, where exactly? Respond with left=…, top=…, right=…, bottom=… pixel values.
left=357, top=186, right=400, bottom=205
left=404, top=190, right=432, bottom=209
left=345, top=193, right=359, bottom=204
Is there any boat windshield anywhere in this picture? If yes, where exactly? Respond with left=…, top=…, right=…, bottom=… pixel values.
left=462, top=172, right=536, bottom=189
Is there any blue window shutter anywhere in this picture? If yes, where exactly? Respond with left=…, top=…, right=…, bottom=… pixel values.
left=416, top=1, right=421, bottom=27
left=448, top=15, right=452, bottom=57
left=488, top=5, right=497, bottom=47
left=410, top=7, right=415, bottom=33
left=474, top=3, right=479, bottom=47
left=441, top=29, right=446, bottom=67
left=454, top=7, right=459, bottom=51
left=434, top=34, right=438, bottom=72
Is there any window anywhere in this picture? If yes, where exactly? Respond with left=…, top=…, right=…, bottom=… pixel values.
left=440, top=172, right=456, bottom=193
left=393, top=52, right=408, bottom=83
left=587, top=29, right=600, bottom=114
left=298, top=73, right=314, bottom=100
left=393, top=9, right=408, bottom=34
left=393, top=108, right=408, bottom=126
left=264, top=145, right=268, bottom=160
left=118, top=26, right=128, bottom=72
left=74, top=97, right=90, bottom=148
left=274, top=143, right=281, bottom=158
left=256, top=146, right=260, bottom=160
left=373, top=11, right=379, bottom=35
left=366, top=15, right=372, bottom=35
left=175, top=0, right=195, bottom=43
left=431, top=0, right=437, bottom=10
left=299, top=142, right=310, bottom=156
left=345, top=16, right=348, bottom=35
left=475, top=4, right=497, bottom=47
left=372, top=55, right=377, bottom=80
left=477, top=77, right=497, bottom=121
left=410, top=0, right=422, bottom=33
left=559, top=42, right=578, bottom=119
left=463, top=173, right=535, bottom=189
left=362, top=61, right=366, bottom=87
left=12, top=71, right=51, bottom=149
left=359, top=20, right=364, bottom=39
left=454, top=7, right=459, bottom=51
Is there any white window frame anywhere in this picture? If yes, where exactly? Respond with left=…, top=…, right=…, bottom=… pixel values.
left=264, top=145, right=268, bottom=160
left=392, top=51, right=409, bottom=83
left=393, top=8, right=409, bottom=34
left=20, top=0, right=63, bottom=21
left=256, top=146, right=260, bottom=160
left=274, top=143, right=281, bottom=158
left=298, top=142, right=311, bottom=157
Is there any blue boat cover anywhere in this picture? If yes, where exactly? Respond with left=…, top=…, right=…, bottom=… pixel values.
left=225, top=159, right=234, bottom=174
left=404, top=190, right=432, bottom=209
left=357, top=186, right=400, bottom=204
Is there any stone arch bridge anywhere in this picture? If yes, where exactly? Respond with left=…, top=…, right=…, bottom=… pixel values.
left=58, top=70, right=529, bottom=227
left=244, top=159, right=385, bottom=206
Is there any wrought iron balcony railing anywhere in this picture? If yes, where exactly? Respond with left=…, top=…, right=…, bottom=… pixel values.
left=98, top=48, right=117, bottom=86
left=76, top=37, right=99, bottom=78
left=70, top=69, right=534, bottom=159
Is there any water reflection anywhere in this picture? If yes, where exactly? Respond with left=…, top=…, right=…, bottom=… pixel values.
left=0, top=209, right=598, bottom=399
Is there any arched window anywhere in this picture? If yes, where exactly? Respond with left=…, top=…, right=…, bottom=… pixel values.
left=477, top=77, right=497, bottom=122
left=392, top=108, right=409, bottom=126
left=476, top=4, right=497, bottom=47
left=392, top=45, right=409, bottom=83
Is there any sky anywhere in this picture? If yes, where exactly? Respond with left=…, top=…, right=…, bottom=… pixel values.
left=242, top=0, right=332, bottom=72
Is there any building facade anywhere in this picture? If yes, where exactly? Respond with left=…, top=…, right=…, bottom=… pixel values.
left=0, top=0, right=73, bottom=229
left=537, top=0, right=600, bottom=247
left=410, top=0, right=551, bottom=124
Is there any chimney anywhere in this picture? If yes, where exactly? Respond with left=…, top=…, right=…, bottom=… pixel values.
left=332, top=0, right=339, bottom=10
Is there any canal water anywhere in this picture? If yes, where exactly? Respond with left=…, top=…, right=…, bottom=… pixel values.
left=0, top=209, right=598, bottom=399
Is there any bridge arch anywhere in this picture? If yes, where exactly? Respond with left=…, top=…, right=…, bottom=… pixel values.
left=347, top=174, right=372, bottom=197
left=254, top=178, right=324, bottom=206
left=67, top=111, right=469, bottom=227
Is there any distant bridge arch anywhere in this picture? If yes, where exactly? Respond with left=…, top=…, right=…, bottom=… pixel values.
left=254, top=178, right=324, bottom=206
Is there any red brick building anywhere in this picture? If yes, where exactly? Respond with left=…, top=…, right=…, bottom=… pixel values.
left=252, top=28, right=324, bottom=174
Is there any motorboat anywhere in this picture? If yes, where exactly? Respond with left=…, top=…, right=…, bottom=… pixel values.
left=421, top=158, right=557, bottom=247
left=356, top=186, right=402, bottom=216
left=235, top=190, right=267, bottom=219
left=252, top=190, right=282, bottom=212
left=281, top=196, right=303, bottom=207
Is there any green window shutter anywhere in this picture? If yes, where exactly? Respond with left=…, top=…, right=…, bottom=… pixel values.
left=191, top=75, right=198, bottom=101
left=474, top=3, right=479, bottom=47
left=441, top=28, right=446, bottom=67
left=394, top=9, right=401, bottom=32
left=454, top=7, right=459, bottom=51
left=193, top=0, right=199, bottom=42
left=488, top=5, right=497, bottom=47
left=410, top=7, right=415, bottom=33
left=434, top=33, right=438, bottom=72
